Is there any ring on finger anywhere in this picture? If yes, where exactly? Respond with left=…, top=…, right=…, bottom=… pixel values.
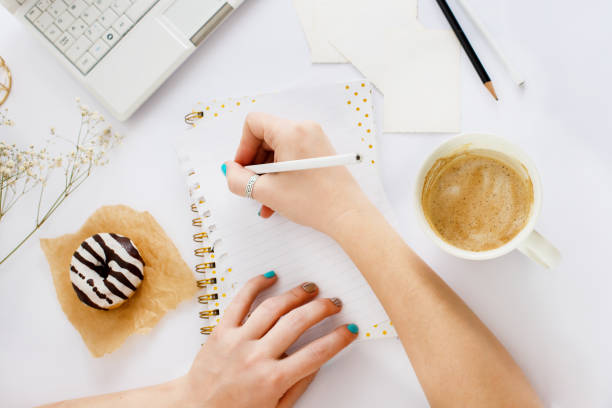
left=245, top=174, right=259, bottom=199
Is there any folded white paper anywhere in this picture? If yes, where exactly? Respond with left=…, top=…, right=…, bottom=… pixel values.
left=381, top=27, right=461, bottom=133
left=293, top=0, right=462, bottom=133
left=322, top=2, right=461, bottom=133
left=293, top=0, right=347, bottom=63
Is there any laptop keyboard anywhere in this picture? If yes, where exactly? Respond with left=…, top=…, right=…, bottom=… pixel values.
left=25, top=0, right=160, bottom=75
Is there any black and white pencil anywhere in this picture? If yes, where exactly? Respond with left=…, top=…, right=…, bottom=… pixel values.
left=434, top=0, right=499, bottom=100
left=456, top=0, right=525, bottom=86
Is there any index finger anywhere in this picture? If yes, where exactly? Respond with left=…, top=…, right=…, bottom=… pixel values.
left=218, top=272, right=278, bottom=329
left=234, top=112, right=290, bottom=165
left=279, top=324, right=358, bottom=384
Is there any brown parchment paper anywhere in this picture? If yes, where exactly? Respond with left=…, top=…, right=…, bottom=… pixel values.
left=40, top=205, right=197, bottom=358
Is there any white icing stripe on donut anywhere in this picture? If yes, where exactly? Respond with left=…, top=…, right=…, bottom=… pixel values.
left=85, top=237, right=107, bottom=263
left=98, top=233, right=144, bottom=273
left=72, top=258, right=132, bottom=307
left=105, top=272, right=133, bottom=298
left=75, top=246, right=103, bottom=270
left=107, top=259, right=142, bottom=288
left=90, top=234, right=143, bottom=286
left=71, top=268, right=114, bottom=308
left=71, top=255, right=126, bottom=305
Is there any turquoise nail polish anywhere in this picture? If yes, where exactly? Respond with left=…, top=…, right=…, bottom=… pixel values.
left=263, top=270, right=276, bottom=279
left=221, top=163, right=227, bottom=176
left=258, top=209, right=261, bottom=217
left=347, top=324, right=359, bottom=334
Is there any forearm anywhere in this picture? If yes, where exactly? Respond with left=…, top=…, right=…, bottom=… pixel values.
left=39, top=377, right=190, bottom=408
left=330, top=205, right=541, bottom=407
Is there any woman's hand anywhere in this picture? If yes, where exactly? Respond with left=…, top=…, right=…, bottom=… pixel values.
left=40, top=273, right=356, bottom=408
left=223, top=112, right=372, bottom=235
left=182, top=272, right=357, bottom=408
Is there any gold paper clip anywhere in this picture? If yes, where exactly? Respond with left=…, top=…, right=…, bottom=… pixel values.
left=185, top=111, right=204, bottom=125
left=201, top=326, right=215, bottom=335
left=0, top=57, right=12, bottom=106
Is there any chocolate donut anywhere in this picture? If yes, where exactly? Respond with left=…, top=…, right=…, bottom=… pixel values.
left=70, top=233, right=145, bottom=310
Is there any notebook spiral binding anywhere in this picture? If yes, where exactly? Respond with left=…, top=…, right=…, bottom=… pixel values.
left=185, top=111, right=204, bottom=125
left=179, top=154, right=230, bottom=337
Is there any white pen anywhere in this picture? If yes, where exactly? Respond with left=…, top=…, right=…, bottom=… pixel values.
left=457, top=0, right=526, bottom=87
left=245, top=153, right=362, bottom=174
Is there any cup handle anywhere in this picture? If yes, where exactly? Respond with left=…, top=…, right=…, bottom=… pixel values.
left=517, top=230, right=561, bottom=269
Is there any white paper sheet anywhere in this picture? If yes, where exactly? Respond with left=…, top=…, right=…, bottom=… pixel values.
left=293, top=0, right=347, bottom=63
left=317, top=0, right=418, bottom=37
left=324, top=6, right=461, bottom=133
left=178, top=82, right=399, bottom=346
left=381, top=27, right=461, bottom=133
left=326, top=22, right=393, bottom=94
left=292, top=0, right=461, bottom=133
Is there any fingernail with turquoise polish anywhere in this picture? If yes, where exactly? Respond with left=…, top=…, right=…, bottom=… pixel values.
left=347, top=324, right=359, bottom=334
left=263, top=270, right=276, bottom=279
left=221, top=163, right=227, bottom=176
left=258, top=209, right=261, bottom=217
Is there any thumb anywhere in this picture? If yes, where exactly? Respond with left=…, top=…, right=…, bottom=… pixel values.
left=223, top=161, right=272, bottom=202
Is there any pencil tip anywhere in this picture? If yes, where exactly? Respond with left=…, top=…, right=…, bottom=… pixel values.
left=484, top=81, right=498, bottom=101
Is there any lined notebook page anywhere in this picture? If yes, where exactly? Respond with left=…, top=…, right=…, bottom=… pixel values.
left=178, top=82, right=395, bottom=343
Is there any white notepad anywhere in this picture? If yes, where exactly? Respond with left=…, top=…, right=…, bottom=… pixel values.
left=177, top=82, right=397, bottom=346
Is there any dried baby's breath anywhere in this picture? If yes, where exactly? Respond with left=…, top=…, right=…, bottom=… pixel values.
left=0, top=101, right=123, bottom=264
left=0, top=108, right=13, bottom=127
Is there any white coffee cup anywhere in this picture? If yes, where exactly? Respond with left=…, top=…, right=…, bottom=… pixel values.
left=414, top=133, right=561, bottom=268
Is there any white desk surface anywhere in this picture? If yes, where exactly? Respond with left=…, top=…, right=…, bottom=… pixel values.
left=1, top=0, right=611, bottom=406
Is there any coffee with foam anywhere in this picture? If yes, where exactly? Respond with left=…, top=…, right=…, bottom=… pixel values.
left=421, top=150, right=534, bottom=252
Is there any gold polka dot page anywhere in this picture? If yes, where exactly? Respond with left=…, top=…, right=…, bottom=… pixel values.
left=188, top=82, right=378, bottom=166
left=181, top=82, right=396, bottom=341
left=365, top=319, right=397, bottom=340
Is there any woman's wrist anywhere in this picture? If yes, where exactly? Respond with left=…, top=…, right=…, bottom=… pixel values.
left=162, top=376, right=200, bottom=408
left=326, top=200, right=381, bottom=244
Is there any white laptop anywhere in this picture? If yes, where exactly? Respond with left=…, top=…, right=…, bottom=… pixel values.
left=1, top=0, right=243, bottom=120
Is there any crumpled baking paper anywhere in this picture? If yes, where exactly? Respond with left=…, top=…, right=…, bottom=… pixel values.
left=40, top=205, right=197, bottom=358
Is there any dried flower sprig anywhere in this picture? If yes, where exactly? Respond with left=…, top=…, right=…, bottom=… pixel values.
left=0, top=100, right=122, bottom=264
left=0, top=108, right=13, bottom=127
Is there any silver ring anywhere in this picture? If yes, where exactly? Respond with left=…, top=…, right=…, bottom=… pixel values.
left=245, top=175, right=259, bottom=199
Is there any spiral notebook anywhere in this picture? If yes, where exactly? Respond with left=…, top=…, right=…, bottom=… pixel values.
left=177, top=81, right=397, bottom=346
